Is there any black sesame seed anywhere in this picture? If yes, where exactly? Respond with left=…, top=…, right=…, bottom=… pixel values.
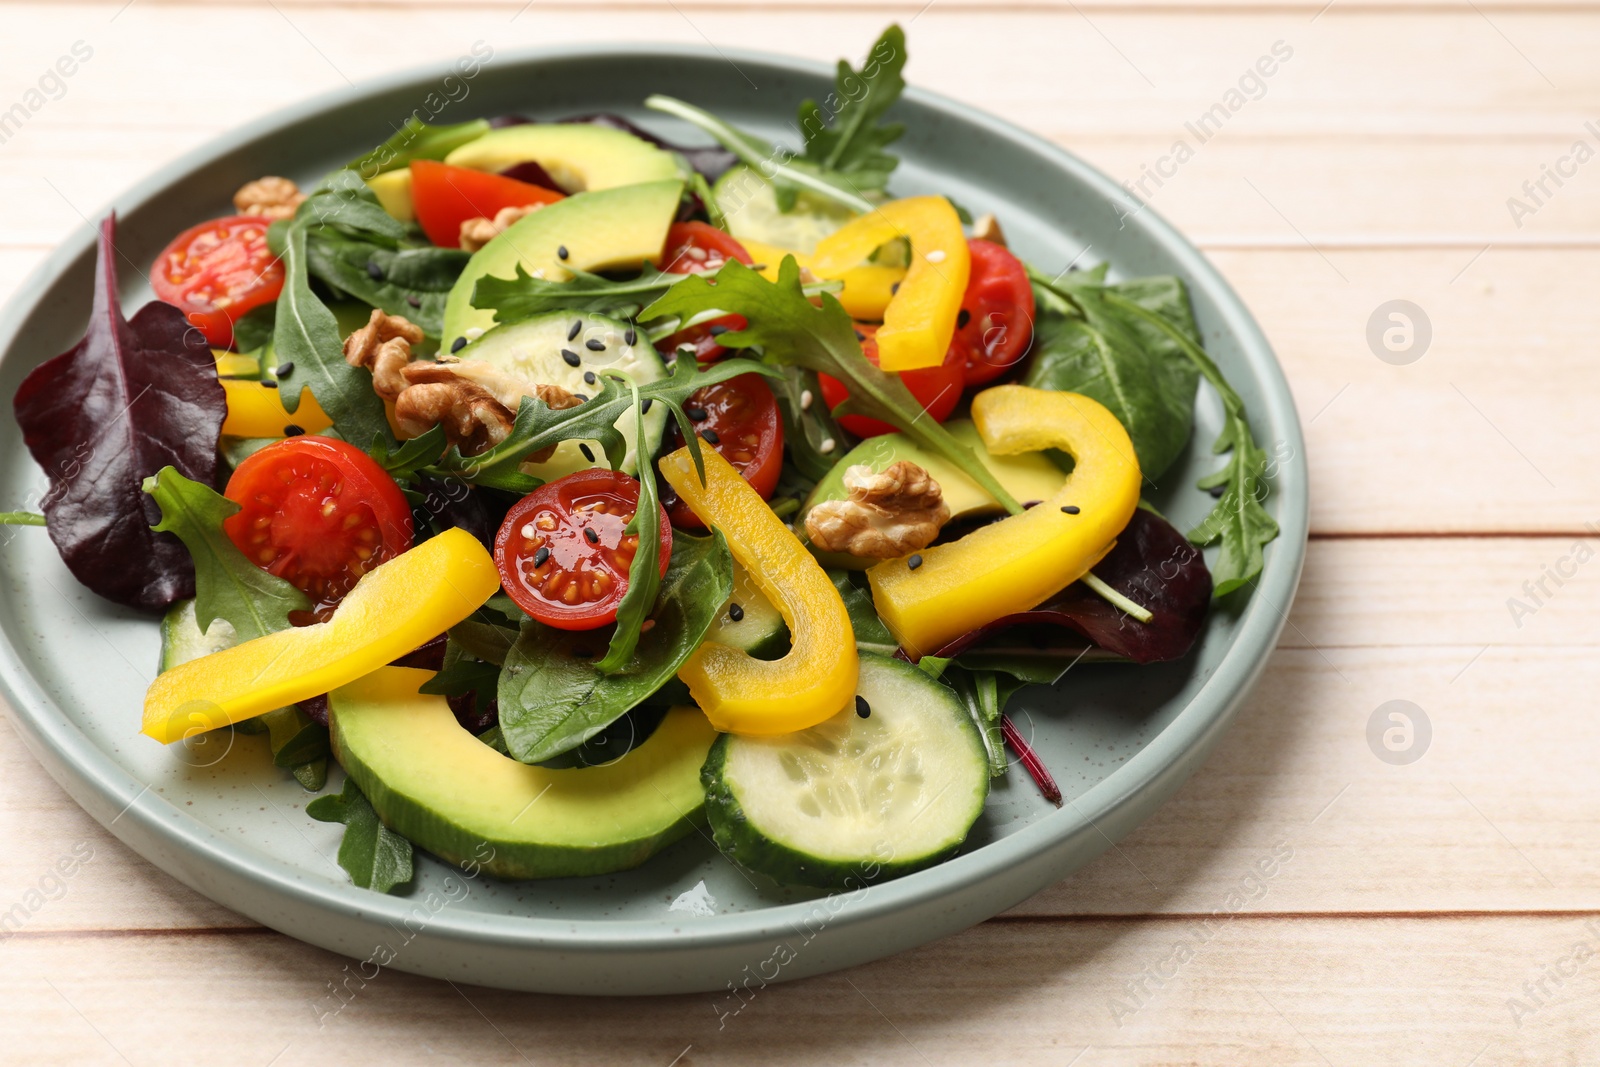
left=261, top=379, right=278, bottom=390
left=701, top=428, right=720, bottom=445
left=406, top=294, right=421, bottom=308
left=957, top=308, right=971, bottom=329
left=584, top=371, right=597, bottom=385
left=708, top=324, right=728, bottom=337
left=624, top=327, right=637, bottom=345
left=855, top=696, right=871, bottom=719
left=574, top=393, right=589, bottom=402
left=568, top=319, right=582, bottom=341
left=533, top=546, right=550, bottom=566
left=908, top=554, right=923, bottom=570
left=283, top=424, right=305, bottom=437
left=572, top=647, right=592, bottom=659
left=1209, top=484, right=1227, bottom=498
left=585, top=339, right=606, bottom=352
left=274, top=361, right=294, bottom=378
left=561, top=349, right=582, bottom=367
left=366, top=260, right=384, bottom=280
left=451, top=336, right=468, bottom=354
left=641, top=398, right=653, bottom=414
left=854, top=329, right=865, bottom=341
left=579, top=443, right=596, bottom=462
left=1060, top=505, right=1081, bottom=515
left=557, top=245, right=569, bottom=260
left=891, top=282, right=900, bottom=295
left=686, top=405, right=708, bottom=421
left=584, top=526, right=599, bottom=544
left=728, top=603, right=744, bottom=622
left=1022, top=499, right=1042, bottom=509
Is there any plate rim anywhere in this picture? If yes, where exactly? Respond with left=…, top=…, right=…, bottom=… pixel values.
left=0, top=40, right=1309, bottom=958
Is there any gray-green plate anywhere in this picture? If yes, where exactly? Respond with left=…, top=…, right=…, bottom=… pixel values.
left=0, top=44, right=1307, bottom=995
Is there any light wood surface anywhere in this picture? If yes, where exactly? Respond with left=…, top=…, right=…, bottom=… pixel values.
left=2, top=2, right=1596, bottom=1063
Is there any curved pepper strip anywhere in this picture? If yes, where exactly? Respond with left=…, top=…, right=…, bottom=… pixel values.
left=142, top=528, right=499, bottom=744
left=658, top=446, right=858, bottom=735
left=807, top=196, right=970, bottom=371
left=221, top=378, right=333, bottom=438
left=738, top=238, right=904, bottom=322
left=868, top=386, right=1142, bottom=658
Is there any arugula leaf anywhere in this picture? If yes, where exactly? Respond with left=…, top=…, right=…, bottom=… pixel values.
left=306, top=777, right=414, bottom=893
left=1023, top=277, right=1200, bottom=481
left=369, top=424, right=448, bottom=480
left=346, top=117, right=490, bottom=179
left=425, top=355, right=773, bottom=492
left=270, top=220, right=393, bottom=450
left=828, top=569, right=896, bottom=655
left=143, top=467, right=310, bottom=641
left=305, top=234, right=468, bottom=341
left=472, top=263, right=692, bottom=326
left=774, top=365, right=847, bottom=482
left=596, top=386, right=664, bottom=673
left=796, top=25, right=907, bottom=196
left=642, top=258, right=1023, bottom=513
left=498, top=530, right=732, bottom=764
left=1099, top=290, right=1280, bottom=596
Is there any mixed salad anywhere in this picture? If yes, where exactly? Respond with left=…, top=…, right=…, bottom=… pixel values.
left=5, top=26, right=1277, bottom=895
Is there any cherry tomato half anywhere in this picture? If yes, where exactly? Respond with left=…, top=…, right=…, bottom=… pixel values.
left=950, top=239, right=1036, bottom=386
left=223, top=436, right=414, bottom=616
left=409, top=159, right=564, bottom=249
left=661, top=373, right=784, bottom=529
left=657, top=222, right=753, bottom=363
left=494, top=469, right=672, bottom=631
left=819, top=323, right=964, bottom=439
left=151, top=216, right=285, bottom=349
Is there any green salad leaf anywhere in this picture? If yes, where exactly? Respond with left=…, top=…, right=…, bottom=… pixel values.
left=305, top=234, right=467, bottom=342
left=795, top=24, right=907, bottom=201
left=143, top=468, right=310, bottom=641
left=473, top=264, right=692, bottom=326
left=346, top=116, right=490, bottom=178
left=642, top=257, right=1023, bottom=513
left=596, top=386, right=664, bottom=673
left=498, top=530, right=733, bottom=765
left=828, top=569, right=896, bottom=655
left=306, top=777, right=414, bottom=893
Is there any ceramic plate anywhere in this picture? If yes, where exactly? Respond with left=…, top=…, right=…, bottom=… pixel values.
left=0, top=43, right=1308, bottom=994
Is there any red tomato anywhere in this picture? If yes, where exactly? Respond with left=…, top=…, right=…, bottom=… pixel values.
left=818, top=323, right=964, bottom=438
left=410, top=159, right=564, bottom=249
left=657, top=222, right=753, bottom=362
left=223, top=437, right=414, bottom=615
left=494, top=469, right=672, bottom=631
left=151, top=216, right=284, bottom=349
left=951, top=239, right=1036, bottom=385
left=661, top=373, right=784, bottom=529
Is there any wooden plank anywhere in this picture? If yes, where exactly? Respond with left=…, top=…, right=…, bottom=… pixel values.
left=0, top=539, right=1597, bottom=934
left=0, top=915, right=1593, bottom=1064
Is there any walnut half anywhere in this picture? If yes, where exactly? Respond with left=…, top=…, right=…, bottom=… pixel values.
left=343, top=309, right=425, bottom=403
left=459, top=203, right=546, bottom=253
left=805, top=461, right=952, bottom=559
left=234, top=176, right=306, bottom=221
left=394, top=361, right=582, bottom=460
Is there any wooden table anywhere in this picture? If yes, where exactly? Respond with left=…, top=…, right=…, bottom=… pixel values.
left=2, top=1, right=1594, bottom=1062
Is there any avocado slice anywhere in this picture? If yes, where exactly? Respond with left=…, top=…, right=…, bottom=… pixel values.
left=328, top=667, right=717, bottom=880
left=799, top=420, right=1069, bottom=570
left=442, top=178, right=683, bottom=343
left=444, top=123, right=679, bottom=192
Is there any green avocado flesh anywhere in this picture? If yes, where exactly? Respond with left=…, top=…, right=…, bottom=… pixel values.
left=329, top=667, right=717, bottom=880
left=445, top=123, right=680, bottom=193
left=442, top=178, right=683, bottom=343
left=799, top=420, right=1069, bottom=569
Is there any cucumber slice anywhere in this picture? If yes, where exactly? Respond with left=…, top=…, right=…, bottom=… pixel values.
left=711, top=165, right=858, bottom=254
left=460, top=311, right=666, bottom=478
left=159, top=599, right=240, bottom=673
left=703, top=652, right=988, bottom=888
left=705, top=560, right=788, bottom=659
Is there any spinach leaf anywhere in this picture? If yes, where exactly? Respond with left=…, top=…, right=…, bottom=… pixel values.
left=305, top=233, right=467, bottom=341
left=796, top=24, right=907, bottom=199
left=473, top=263, right=692, bottom=325
left=262, top=705, right=330, bottom=768
left=596, top=387, right=664, bottom=673
left=270, top=220, right=393, bottom=450
left=231, top=305, right=277, bottom=355
left=1023, top=277, right=1200, bottom=481
left=346, top=117, right=491, bottom=179
left=1099, top=291, right=1280, bottom=596
left=642, top=258, right=1022, bottom=513
left=143, top=467, right=310, bottom=640
left=828, top=569, right=896, bottom=655
left=298, top=169, right=408, bottom=241
left=306, top=777, right=414, bottom=893
left=12, top=215, right=226, bottom=612
left=498, top=530, right=732, bottom=764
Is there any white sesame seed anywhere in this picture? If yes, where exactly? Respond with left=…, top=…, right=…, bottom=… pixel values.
left=926, top=249, right=947, bottom=263
left=820, top=437, right=836, bottom=454
left=800, top=389, right=813, bottom=410
left=687, top=246, right=708, bottom=261
left=464, top=327, right=484, bottom=341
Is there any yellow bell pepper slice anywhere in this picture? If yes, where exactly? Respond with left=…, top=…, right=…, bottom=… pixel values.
left=212, top=348, right=262, bottom=379
left=658, top=445, right=858, bottom=735
left=221, top=379, right=333, bottom=439
left=868, top=386, right=1142, bottom=657
left=808, top=197, right=969, bottom=370
left=142, top=528, right=499, bottom=744
left=738, top=238, right=904, bottom=321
